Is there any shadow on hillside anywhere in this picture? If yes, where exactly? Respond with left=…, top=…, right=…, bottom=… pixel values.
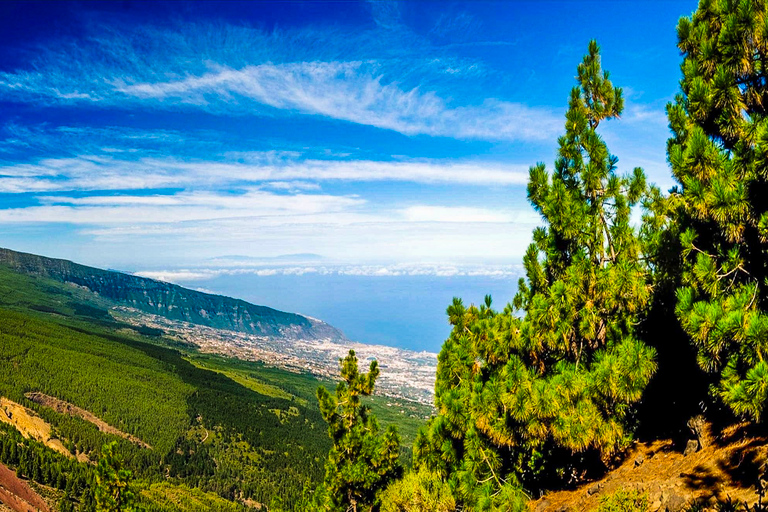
left=634, top=311, right=711, bottom=448
left=712, top=421, right=768, bottom=448
left=716, top=437, right=766, bottom=490
left=682, top=464, right=725, bottom=498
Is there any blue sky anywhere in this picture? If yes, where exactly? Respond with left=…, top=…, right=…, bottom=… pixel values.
left=0, top=0, right=696, bottom=274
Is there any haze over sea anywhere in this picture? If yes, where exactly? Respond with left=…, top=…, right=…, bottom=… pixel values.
left=135, top=259, right=522, bottom=353
left=209, top=274, right=516, bottom=353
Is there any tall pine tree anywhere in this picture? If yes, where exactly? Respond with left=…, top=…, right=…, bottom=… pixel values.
left=669, top=0, right=768, bottom=421
left=95, top=442, right=138, bottom=512
left=311, top=350, right=401, bottom=512
left=415, top=41, right=657, bottom=508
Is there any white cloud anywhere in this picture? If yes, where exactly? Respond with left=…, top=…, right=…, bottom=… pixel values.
left=0, top=189, right=365, bottom=224
left=38, top=195, right=182, bottom=206
left=109, top=61, right=560, bottom=141
left=262, top=181, right=322, bottom=191
left=402, top=205, right=523, bottom=223
left=0, top=154, right=530, bottom=193
left=0, top=23, right=562, bottom=142
left=0, top=185, right=541, bottom=263
left=137, top=270, right=220, bottom=282
left=136, top=262, right=525, bottom=282
left=623, top=103, right=669, bottom=127
left=72, top=214, right=540, bottom=263
left=0, top=19, right=562, bottom=265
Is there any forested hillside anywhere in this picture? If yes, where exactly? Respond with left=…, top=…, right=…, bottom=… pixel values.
left=0, top=248, right=342, bottom=340
left=0, top=264, right=428, bottom=511
left=0, top=267, right=329, bottom=508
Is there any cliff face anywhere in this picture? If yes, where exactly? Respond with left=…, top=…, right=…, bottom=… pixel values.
left=0, top=248, right=344, bottom=341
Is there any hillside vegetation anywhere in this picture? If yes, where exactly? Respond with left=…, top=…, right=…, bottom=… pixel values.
left=0, top=247, right=341, bottom=340
left=0, top=264, right=386, bottom=510
left=0, top=261, right=430, bottom=511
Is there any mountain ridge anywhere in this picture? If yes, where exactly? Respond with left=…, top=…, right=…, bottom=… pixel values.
left=0, top=247, right=344, bottom=341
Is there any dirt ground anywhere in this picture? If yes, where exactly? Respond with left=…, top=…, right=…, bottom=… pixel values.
left=530, top=422, right=767, bottom=511
left=0, top=398, right=70, bottom=459
left=0, top=463, right=50, bottom=512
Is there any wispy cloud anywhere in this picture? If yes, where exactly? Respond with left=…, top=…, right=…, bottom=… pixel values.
left=621, top=101, right=669, bottom=128
left=76, top=212, right=540, bottom=262
left=0, top=6, right=673, bottom=268
left=0, top=177, right=541, bottom=263
left=113, top=61, right=560, bottom=141
left=0, top=123, right=200, bottom=159
left=0, top=115, right=539, bottom=263
left=0, top=189, right=540, bottom=234
left=0, top=22, right=561, bottom=142
left=0, top=152, right=530, bottom=193
left=261, top=181, right=322, bottom=192
left=0, top=189, right=365, bottom=224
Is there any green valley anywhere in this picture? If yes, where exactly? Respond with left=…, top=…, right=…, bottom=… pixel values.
left=0, top=261, right=432, bottom=511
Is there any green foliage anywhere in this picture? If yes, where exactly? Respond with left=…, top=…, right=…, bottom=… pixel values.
left=311, top=350, right=402, bottom=512
left=0, top=419, right=250, bottom=512
left=379, top=468, right=457, bottom=512
left=668, top=0, right=768, bottom=421
left=0, top=267, right=334, bottom=509
left=595, top=489, right=648, bottom=512
left=0, top=265, right=429, bottom=509
left=0, top=306, right=193, bottom=453
left=0, top=421, right=97, bottom=510
left=186, top=352, right=431, bottom=451
left=96, top=441, right=139, bottom=512
left=415, top=41, right=657, bottom=508
left=140, top=483, right=248, bottom=512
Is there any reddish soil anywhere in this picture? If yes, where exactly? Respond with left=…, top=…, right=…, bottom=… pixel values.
left=25, top=392, right=151, bottom=449
left=530, top=422, right=768, bottom=511
left=0, top=463, right=49, bottom=512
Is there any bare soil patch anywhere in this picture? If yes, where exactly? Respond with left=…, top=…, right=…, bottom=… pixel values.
left=0, top=462, right=50, bottom=512
left=530, top=422, right=768, bottom=511
left=25, top=392, right=151, bottom=449
left=0, top=398, right=70, bottom=459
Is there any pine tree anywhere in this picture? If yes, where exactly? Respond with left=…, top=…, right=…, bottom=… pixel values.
left=311, top=350, right=401, bottom=512
left=380, top=468, right=457, bottom=512
left=415, top=41, right=657, bottom=508
left=95, top=442, right=138, bottom=512
left=669, top=0, right=768, bottom=421
left=59, top=494, right=76, bottom=512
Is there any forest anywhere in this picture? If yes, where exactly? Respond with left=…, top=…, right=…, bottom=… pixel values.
left=2, top=0, right=768, bottom=511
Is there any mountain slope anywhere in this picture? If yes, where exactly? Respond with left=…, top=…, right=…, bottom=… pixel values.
left=0, top=265, right=331, bottom=509
left=0, top=260, right=430, bottom=510
left=0, top=247, right=342, bottom=341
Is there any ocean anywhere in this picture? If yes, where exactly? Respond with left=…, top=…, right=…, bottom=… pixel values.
left=189, top=273, right=520, bottom=353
